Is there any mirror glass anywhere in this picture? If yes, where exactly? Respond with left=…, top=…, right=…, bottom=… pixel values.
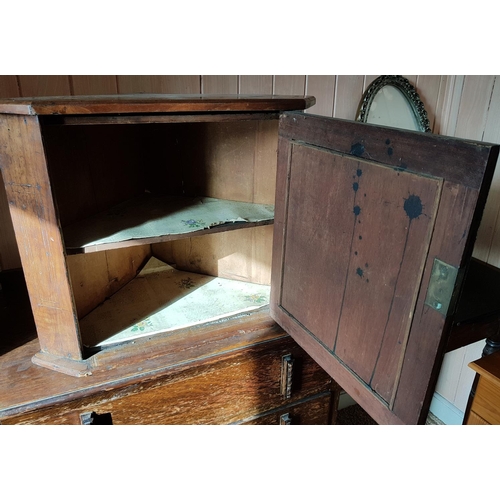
left=366, top=85, right=420, bottom=131
left=357, top=76, right=431, bottom=133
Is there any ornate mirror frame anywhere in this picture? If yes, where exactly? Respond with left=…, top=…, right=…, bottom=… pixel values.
left=357, top=75, right=431, bottom=133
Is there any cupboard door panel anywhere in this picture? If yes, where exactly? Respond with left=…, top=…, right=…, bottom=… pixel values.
left=281, top=143, right=441, bottom=403
left=271, top=112, right=499, bottom=424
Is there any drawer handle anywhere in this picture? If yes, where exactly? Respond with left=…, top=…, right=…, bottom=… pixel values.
left=80, top=411, right=113, bottom=425
left=280, top=354, right=294, bottom=399
left=280, top=413, right=292, bottom=425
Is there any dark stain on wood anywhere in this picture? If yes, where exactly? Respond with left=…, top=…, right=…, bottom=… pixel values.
left=350, top=143, right=365, bottom=157
left=404, top=194, right=423, bottom=220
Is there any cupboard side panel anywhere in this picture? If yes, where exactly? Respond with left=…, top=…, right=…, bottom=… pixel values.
left=153, top=120, right=277, bottom=285
left=0, top=76, right=22, bottom=270
left=66, top=75, right=154, bottom=313
left=67, top=245, right=152, bottom=319
left=0, top=115, right=82, bottom=359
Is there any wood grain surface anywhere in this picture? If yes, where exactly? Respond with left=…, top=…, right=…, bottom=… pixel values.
left=272, top=112, right=499, bottom=424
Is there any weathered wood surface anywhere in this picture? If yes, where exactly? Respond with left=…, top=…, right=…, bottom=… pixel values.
left=0, top=293, right=335, bottom=424
left=0, top=106, right=283, bottom=370
left=41, top=112, right=279, bottom=126
left=237, top=392, right=335, bottom=425
left=0, top=94, right=315, bottom=116
left=272, top=113, right=499, bottom=424
left=0, top=114, right=83, bottom=361
left=11, top=338, right=333, bottom=424
left=279, top=111, right=495, bottom=189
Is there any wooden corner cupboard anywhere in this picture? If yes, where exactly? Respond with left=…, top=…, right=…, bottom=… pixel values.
left=0, top=94, right=499, bottom=425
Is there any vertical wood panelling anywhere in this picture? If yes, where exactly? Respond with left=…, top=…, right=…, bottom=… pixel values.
left=0, top=76, right=20, bottom=97
left=305, top=76, right=336, bottom=117
left=239, top=76, right=273, bottom=94
left=274, top=76, right=306, bottom=96
left=117, top=76, right=201, bottom=94
left=454, top=76, right=495, bottom=141
left=478, top=78, right=500, bottom=267
left=71, top=76, right=118, bottom=95
left=202, top=76, right=238, bottom=94
left=456, top=76, right=497, bottom=261
left=415, top=75, right=443, bottom=132
left=433, top=75, right=457, bottom=135
left=363, top=76, right=377, bottom=92
left=333, top=75, right=364, bottom=120
left=18, top=75, right=71, bottom=96
left=403, top=75, right=417, bottom=86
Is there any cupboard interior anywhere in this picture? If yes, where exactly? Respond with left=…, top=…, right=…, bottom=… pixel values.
left=41, top=117, right=279, bottom=349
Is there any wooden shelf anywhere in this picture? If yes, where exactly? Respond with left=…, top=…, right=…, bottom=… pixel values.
left=63, top=195, right=274, bottom=254
left=80, top=257, right=271, bottom=348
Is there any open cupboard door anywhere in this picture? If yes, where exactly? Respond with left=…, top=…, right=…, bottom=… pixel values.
left=271, top=112, right=499, bottom=425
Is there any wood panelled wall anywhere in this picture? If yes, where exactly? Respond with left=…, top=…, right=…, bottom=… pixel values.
left=0, top=74, right=455, bottom=271
left=1, top=75, right=498, bottom=420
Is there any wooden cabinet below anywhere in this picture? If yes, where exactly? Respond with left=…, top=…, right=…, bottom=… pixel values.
left=465, top=350, right=500, bottom=425
left=0, top=280, right=339, bottom=425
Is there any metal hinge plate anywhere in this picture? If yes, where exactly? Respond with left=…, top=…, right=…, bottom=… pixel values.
left=424, top=258, right=459, bottom=316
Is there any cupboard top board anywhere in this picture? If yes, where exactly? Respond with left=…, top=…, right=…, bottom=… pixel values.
left=0, top=94, right=315, bottom=116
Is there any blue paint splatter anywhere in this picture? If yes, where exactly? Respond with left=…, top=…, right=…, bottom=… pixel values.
left=387, top=147, right=393, bottom=156
left=353, top=182, right=359, bottom=192
left=353, top=205, right=361, bottom=216
left=350, top=143, right=365, bottom=157
left=356, top=267, right=364, bottom=278
left=357, top=169, right=363, bottom=177
left=404, top=194, right=423, bottom=220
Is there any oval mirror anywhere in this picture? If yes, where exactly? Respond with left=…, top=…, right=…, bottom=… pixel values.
left=357, top=76, right=431, bottom=133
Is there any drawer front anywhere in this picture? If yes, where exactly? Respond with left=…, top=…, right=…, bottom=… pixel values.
left=470, top=376, right=500, bottom=425
left=466, top=410, right=490, bottom=425
left=237, top=392, right=335, bottom=425
left=3, top=337, right=337, bottom=425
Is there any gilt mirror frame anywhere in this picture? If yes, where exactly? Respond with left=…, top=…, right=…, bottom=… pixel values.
left=357, top=75, right=431, bottom=133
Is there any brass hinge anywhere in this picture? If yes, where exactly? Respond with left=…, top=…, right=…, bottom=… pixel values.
left=424, top=258, right=459, bottom=316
